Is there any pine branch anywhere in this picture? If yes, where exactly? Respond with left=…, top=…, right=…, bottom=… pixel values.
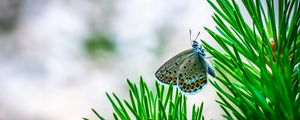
left=203, top=0, right=300, bottom=119
left=86, top=77, right=205, bottom=120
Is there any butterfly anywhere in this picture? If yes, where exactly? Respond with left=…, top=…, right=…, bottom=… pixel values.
left=155, top=30, right=216, bottom=94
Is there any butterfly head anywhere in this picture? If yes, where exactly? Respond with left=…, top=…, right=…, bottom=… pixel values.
left=189, top=30, right=206, bottom=57
left=192, top=41, right=206, bottom=57
left=192, top=40, right=199, bottom=48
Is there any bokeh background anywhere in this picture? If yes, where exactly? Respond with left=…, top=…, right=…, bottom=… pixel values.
left=0, top=0, right=226, bottom=119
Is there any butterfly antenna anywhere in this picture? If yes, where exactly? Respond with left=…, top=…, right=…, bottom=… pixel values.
left=189, top=29, right=192, bottom=45
left=194, top=32, right=201, bottom=41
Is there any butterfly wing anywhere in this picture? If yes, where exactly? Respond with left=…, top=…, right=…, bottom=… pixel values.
left=177, top=52, right=208, bottom=94
left=155, top=49, right=194, bottom=85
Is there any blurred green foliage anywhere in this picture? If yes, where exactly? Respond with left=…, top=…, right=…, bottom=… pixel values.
left=84, top=34, right=116, bottom=57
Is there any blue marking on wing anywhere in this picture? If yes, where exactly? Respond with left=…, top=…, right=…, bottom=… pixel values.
left=205, top=60, right=216, bottom=77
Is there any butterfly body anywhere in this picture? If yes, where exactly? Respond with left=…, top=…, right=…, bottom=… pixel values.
left=155, top=41, right=215, bottom=94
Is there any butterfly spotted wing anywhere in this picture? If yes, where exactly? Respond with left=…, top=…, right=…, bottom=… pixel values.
left=156, top=49, right=213, bottom=94
left=176, top=52, right=208, bottom=94
left=155, top=49, right=194, bottom=85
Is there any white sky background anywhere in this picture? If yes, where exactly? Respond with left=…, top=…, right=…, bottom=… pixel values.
left=0, top=0, right=250, bottom=119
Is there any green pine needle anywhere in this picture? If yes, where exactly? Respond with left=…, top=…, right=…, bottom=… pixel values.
left=203, top=0, right=300, bottom=119
left=87, top=77, right=205, bottom=120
